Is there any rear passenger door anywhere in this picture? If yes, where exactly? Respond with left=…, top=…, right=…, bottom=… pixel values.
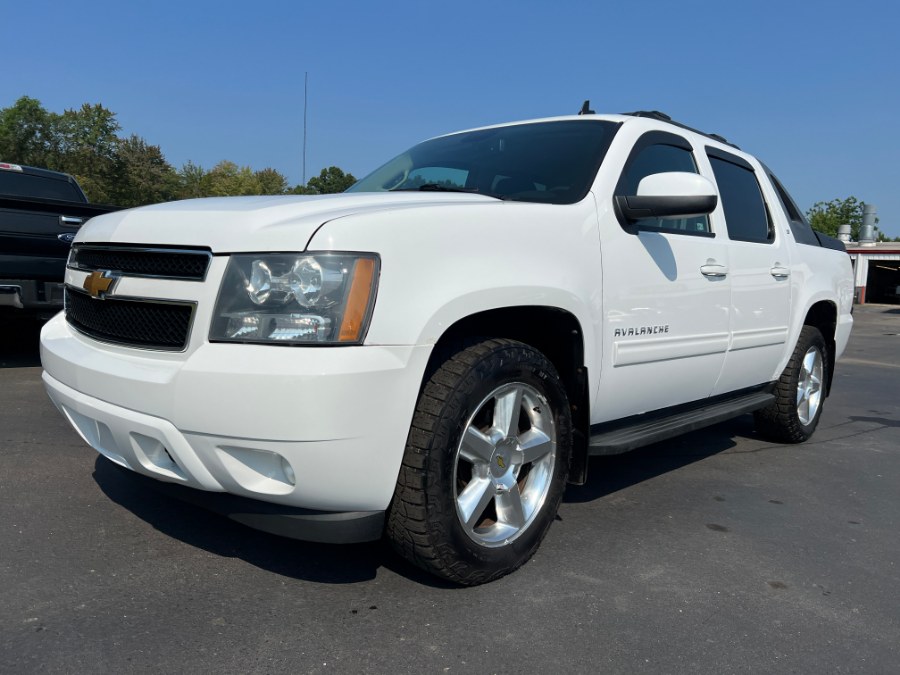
left=596, top=131, right=731, bottom=423
left=704, top=147, right=792, bottom=394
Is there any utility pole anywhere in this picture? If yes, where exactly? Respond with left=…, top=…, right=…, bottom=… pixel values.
left=302, top=72, right=308, bottom=186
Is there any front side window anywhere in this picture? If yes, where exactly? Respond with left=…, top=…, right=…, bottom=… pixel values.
left=615, top=133, right=709, bottom=234
left=348, top=120, right=619, bottom=204
left=708, top=150, right=772, bottom=243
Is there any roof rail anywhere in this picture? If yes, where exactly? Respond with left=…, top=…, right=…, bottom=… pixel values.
left=621, top=110, right=740, bottom=149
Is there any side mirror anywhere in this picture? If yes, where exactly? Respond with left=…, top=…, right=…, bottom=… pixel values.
left=615, top=172, right=718, bottom=234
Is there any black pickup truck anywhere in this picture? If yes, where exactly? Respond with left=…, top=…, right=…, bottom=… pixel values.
left=1, top=162, right=120, bottom=318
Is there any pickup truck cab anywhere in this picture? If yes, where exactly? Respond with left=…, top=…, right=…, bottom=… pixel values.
left=1, top=162, right=118, bottom=316
left=40, top=111, right=854, bottom=584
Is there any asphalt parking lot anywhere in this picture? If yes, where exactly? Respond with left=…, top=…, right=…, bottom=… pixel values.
left=1, top=306, right=898, bottom=674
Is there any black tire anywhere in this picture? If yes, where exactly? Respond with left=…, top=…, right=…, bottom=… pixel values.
left=754, top=326, right=828, bottom=443
left=387, top=338, right=572, bottom=585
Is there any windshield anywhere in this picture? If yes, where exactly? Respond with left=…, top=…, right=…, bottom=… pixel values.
left=347, top=120, right=619, bottom=204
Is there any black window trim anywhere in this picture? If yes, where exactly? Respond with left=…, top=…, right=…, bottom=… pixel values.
left=705, top=145, right=754, bottom=171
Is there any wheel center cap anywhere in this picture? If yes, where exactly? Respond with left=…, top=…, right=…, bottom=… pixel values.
left=490, top=438, right=517, bottom=477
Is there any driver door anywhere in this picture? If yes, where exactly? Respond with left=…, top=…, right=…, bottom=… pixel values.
left=594, top=131, right=730, bottom=423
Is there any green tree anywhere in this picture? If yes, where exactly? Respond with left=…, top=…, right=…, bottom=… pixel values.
left=177, top=161, right=206, bottom=199
left=2, top=96, right=348, bottom=207
left=0, top=97, right=124, bottom=202
left=0, top=96, right=58, bottom=167
left=806, top=196, right=884, bottom=241
left=176, top=161, right=291, bottom=198
left=112, top=135, right=180, bottom=207
left=200, top=160, right=266, bottom=196
left=54, top=103, right=121, bottom=202
left=289, top=183, right=318, bottom=195
left=254, top=167, right=289, bottom=195
left=306, top=166, right=356, bottom=194
left=202, top=160, right=245, bottom=196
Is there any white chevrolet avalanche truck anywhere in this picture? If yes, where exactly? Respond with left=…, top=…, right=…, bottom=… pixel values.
left=41, top=111, right=854, bottom=584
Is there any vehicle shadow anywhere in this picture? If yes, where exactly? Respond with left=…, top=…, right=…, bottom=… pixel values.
left=93, top=417, right=760, bottom=586
left=92, top=457, right=456, bottom=588
left=0, top=318, right=43, bottom=368
left=565, top=415, right=755, bottom=503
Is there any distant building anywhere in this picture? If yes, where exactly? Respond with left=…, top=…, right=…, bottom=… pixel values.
left=845, top=242, right=900, bottom=304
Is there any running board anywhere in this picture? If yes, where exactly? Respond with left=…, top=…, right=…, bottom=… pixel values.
left=588, top=391, right=775, bottom=456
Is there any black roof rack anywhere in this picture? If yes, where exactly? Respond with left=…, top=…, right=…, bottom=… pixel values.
left=622, top=110, right=740, bottom=150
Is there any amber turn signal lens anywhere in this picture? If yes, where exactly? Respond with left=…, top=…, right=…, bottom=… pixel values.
left=338, top=258, right=377, bottom=342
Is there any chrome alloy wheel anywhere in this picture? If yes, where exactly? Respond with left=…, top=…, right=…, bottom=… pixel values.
left=453, top=382, right=557, bottom=547
left=796, top=346, right=824, bottom=426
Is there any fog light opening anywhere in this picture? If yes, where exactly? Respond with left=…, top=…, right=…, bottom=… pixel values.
left=280, top=456, right=297, bottom=486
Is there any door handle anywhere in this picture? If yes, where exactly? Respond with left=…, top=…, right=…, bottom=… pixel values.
left=700, top=263, right=729, bottom=278
left=59, top=215, right=84, bottom=227
left=770, top=265, right=790, bottom=279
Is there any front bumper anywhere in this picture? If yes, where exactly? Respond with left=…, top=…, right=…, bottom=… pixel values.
left=41, top=313, right=431, bottom=521
left=0, top=279, right=64, bottom=310
left=110, top=461, right=385, bottom=543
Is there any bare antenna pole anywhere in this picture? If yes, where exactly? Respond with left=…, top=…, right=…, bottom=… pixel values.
left=302, top=72, right=308, bottom=185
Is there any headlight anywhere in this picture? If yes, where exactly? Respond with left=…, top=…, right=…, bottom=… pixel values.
left=210, top=253, right=379, bottom=345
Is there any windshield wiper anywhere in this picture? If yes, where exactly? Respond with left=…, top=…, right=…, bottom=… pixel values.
left=392, top=183, right=478, bottom=193
left=391, top=184, right=505, bottom=199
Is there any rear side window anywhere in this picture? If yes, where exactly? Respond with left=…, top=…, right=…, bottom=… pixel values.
left=0, top=171, right=83, bottom=201
left=768, top=172, right=820, bottom=246
left=616, top=132, right=709, bottom=234
left=707, top=149, right=772, bottom=243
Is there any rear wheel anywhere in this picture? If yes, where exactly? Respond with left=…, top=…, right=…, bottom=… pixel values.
left=754, top=325, right=828, bottom=443
left=387, top=339, right=571, bottom=585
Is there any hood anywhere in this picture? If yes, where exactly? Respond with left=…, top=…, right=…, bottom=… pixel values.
left=75, top=192, right=497, bottom=252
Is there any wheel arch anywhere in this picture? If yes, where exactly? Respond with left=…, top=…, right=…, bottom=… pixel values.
left=803, top=300, right=838, bottom=396
left=422, top=305, right=591, bottom=485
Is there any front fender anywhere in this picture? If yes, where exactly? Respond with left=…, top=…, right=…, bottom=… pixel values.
left=307, top=200, right=603, bottom=358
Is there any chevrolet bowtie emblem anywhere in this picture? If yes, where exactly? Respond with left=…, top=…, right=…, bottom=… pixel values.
left=82, top=270, right=118, bottom=299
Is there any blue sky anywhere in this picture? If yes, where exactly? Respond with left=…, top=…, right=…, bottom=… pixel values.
left=3, top=0, right=898, bottom=236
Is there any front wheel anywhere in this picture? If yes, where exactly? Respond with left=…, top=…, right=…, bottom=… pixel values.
left=754, top=325, right=828, bottom=443
left=387, top=339, right=572, bottom=585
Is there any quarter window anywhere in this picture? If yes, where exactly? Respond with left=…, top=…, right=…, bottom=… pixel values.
left=768, top=172, right=820, bottom=246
